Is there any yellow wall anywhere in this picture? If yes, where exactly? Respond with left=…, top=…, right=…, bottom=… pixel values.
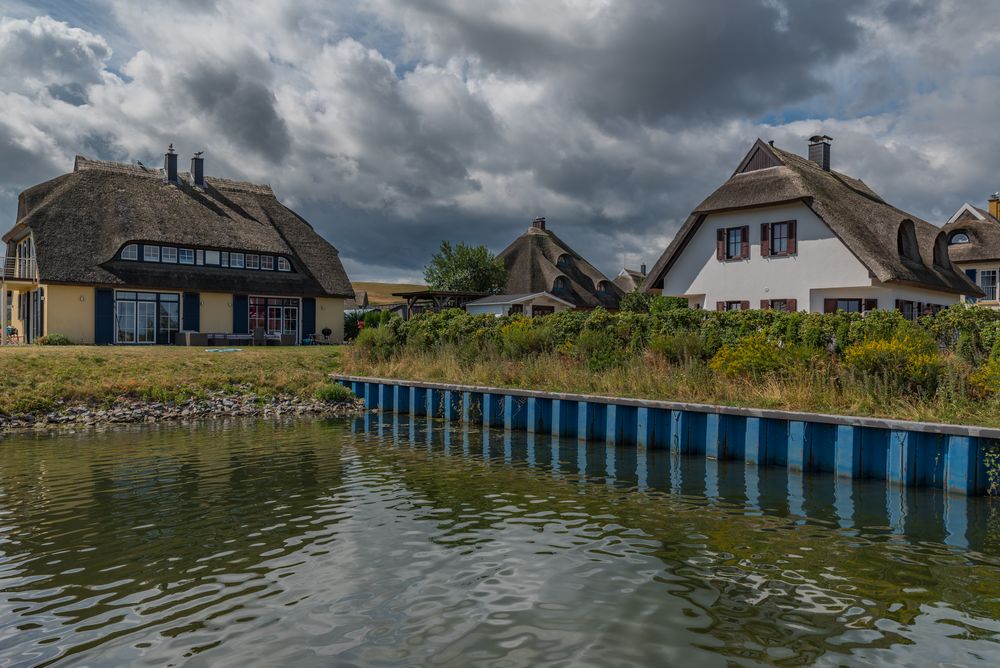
left=43, top=284, right=95, bottom=344
left=316, top=297, right=345, bottom=343
left=199, top=292, right=233, bottom=333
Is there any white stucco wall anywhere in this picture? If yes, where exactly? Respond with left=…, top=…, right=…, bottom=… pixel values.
left=951, top=260, right=998, bottom=307
left=467, top=303, right=509, bottom=316
left=662, top=202, right=960, bottom=311
left=466, top=294, right=572, bottom=317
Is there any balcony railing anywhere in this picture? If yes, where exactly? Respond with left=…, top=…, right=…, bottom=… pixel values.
left=0, top=256, right=37, bottom=282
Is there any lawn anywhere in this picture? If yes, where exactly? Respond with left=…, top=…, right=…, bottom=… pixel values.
left=0, top=346, right=344, bottom=416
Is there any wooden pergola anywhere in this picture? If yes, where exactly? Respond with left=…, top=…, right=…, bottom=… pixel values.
left=391, top=289, right=489, bottom=320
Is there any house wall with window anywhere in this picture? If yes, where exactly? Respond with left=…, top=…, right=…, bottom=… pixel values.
left=662, top=202, right=872, bottom=310
left=953, top=261, right=1000, bottom=308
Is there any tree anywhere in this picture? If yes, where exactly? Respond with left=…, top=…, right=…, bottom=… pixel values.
left=423, top=241, right=508, bottom=293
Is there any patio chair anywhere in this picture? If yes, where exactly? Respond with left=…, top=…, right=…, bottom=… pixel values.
left=253, top=327, right=266, bottom=346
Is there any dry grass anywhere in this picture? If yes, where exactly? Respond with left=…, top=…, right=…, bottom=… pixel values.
left=0, top=346, right=344, bottom=415
left=342, top=346, right=1000, bottom=427
left=351, top=282, right=426, bottom=305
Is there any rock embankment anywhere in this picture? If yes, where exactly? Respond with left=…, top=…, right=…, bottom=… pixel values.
left=0, top=389, right=365, bottom=432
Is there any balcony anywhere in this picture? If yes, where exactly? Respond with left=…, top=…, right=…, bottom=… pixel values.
left=0, top=256, right=38, bottom=284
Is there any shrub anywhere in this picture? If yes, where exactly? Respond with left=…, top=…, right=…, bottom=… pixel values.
left=500, top=317, right=553, bottom=357
left=34, top=333, right=72, bottom=346
left=575, top=327, right=631, bottom=371
left=708, top=333, right=790, bottom=379
left=842, top=336, right=941, bottom=395
left=354, top=325, right=402, bottom=363
left=648, top=332, right=706, bottom=364
left=345, top=311, right=362, bottom=341
left=970, top=357, right=1000, bottom=396
left=314, top=383, right=355, bottom=403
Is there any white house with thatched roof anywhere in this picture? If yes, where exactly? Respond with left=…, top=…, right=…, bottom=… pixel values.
left=942, top=194, right=1000, bottom=307
left=1, top=146, right=352, bottom=345
left=642, top=137, right=980, bottom=317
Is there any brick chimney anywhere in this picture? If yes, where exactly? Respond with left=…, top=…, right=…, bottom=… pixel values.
left=990, top=192, right=1000, bottom=220
left=163, top=144, right=178, bottom=184
left=531, top=216, right=546, bottom=230
left=190, top=151, right=205, bottom=188
left=808, top=135, right=832, bottom=171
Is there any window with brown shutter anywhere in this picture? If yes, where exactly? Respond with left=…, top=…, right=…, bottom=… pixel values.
left=760, top=299, right=771, bottom=309
left=716, top=301, right=725, bottom=311
left=763, top=220, right=796, bottom=256
left=863, top=298, right=877, bottom=312
left=786, top=298, right=797, bottom=311
left=823, top=298, right=838, bottom=314
left=760, top=224, right=769, bottom=257
left=787, top=220, right=797, bottom=254
left=740, top=226, right=750, bottom=259
left=716, top=229, right=725, bottom=261
left=720, top=226, right=750, bottom=261
left=740, top=300, right=750, bottom=311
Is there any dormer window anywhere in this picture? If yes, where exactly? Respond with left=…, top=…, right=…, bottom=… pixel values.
left=277, top=257, right=291, bottom=271
left=179, top=249, right=195, bottom=265
left=933, top=232, right=949, bottom=268
left=246, top=254, right=260, bottom=270
left=557, top=254, right=571, bottom=269
left=897, top=220, right=921, bottom=263
left=598, top=281, right=611, bottom=294
left=121, top=244, right=138, bottom=261
left=949, top=231, right=970, bottom=245
left=554, top=276, right=569, bottom=291
left=231, top=252, right=245, bottom=268
left=161, top=247, right=177, bottom=263
left=261, top=255, right=274, bottom=271
left=143, top=245, right=160, bottom=262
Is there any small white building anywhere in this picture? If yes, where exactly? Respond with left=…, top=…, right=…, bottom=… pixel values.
left=466, top=292, right=574, bottom=317
left=643, top=137, right=979, bottom=316
left=942, top=195, right=1000, bottom=307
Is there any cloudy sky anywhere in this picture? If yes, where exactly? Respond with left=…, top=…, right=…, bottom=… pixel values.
left=1, top=0, right=999, bottom=282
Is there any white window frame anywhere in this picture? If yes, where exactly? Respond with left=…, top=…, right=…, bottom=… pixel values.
left=277, top=257, right=291, bottom=272
left=121, top=244, right=138, bottom=261
left=981, top=270, right=997, bottom=301
left=161, top=247, right=178, bottom=263
left=246, top=254, right=260, bottom=270
left=221, top=251, right=229, bottom=267
left=196, top=249, right=204, bottom=265
left=231, top=252, right=245, bottom=268
left=179, top=249, right=195, bottom=265
left=143, top=245, right=160, bottom=262
left=260, top=255, right=274, bottom=271
left=205, top=250, right=220, bottom=265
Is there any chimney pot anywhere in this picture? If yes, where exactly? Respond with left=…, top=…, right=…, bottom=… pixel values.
left=531, top=216, right=546, bottom=230
left=989, top=192, right=1000, bottom=220
left=190, top=152, right=205, bottom=188
left=640, top=263, right=646, bottom=276
left=808, top=135, right=832, bottom=171
left=164, top=144, right=179, bottom=184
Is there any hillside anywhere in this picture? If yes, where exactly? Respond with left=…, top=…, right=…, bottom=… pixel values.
left=352, top=282, right=427, bottom=305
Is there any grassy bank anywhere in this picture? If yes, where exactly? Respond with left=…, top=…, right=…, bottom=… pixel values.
left=340, top=305, right=1000, bottom=428
left=0, top=346, right=345, bottom=416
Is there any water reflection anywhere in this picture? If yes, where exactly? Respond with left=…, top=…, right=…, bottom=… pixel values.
left=0, top=416, right=997, bottom=666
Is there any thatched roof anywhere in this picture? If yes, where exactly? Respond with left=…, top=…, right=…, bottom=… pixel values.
left=942, top=205, right=1000, bottom=264
left=467, top=292, right=575, bottom=307
left=643, top=139, right=978, bottom=296
left=497, top=223, right=621, bottom=309
left=3, top=156, right=353, bottom=298
left=612, top=268, right=645, bottom=293
left=345, top=290, right=369, bottom=310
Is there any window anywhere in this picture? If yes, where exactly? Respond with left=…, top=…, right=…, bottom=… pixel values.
left=717, top=226, right=749, bottom=260
left=762, top=220, right=796, bottom=256
left=597, top=281, right=611, bottom=294
left=277, top=257, right=291, bottom=272
left=897, top=219, right=921, bottom=262
left=143, top=245, right=160, bottom=262
left=725, top=301, right=744, bottom=311
left=231, top=253, right=245, bottom=268
left=196, top=249, right=204, bottom=265
left=161, top=247, right=178, bottom=263
left=553, top=276, right=569, bottom=291
left=509, top=304, right=524, bottom=315
left=950, top=231, right=970, bottom=244
left=121, top=244, right=138, bottom=261
left=770, top=299, right=792, bottom=312
left=246, top=254, right=260, bottom=270
left=179, top=249, right=194, bottom=265
left=557, top=254, right=571, bottom=269
left=836, top=299, right=862, bottom=313
left=260, top=255, right=274, bottom=271
left=114, top=291, right=179, bottom=344
left=221, top=251, right=229, bottom=267
left=981, top=270, right=997, bottom=301
left=204, top=250, right=220, bottom=265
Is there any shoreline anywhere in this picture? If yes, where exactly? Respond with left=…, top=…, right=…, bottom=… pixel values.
left=0, top=389, right=366, bottom=434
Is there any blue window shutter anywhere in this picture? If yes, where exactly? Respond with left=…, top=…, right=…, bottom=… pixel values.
left=233, top=294, right=249, bottom=334
left=302, top=298, right=316, bottom=342
left=183, top=292, right=200, bottom=331
left=965, top=269, right=979, bottom=303
left=94, top=289, right=114, bottom=344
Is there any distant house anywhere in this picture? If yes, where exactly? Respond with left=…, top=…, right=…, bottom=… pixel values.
left=1, top=147, right=353, bottom=344
left=643, top=136, right=979, bottom=316
left=612, top=265, right=646, bottom=294
left=496, top=217, right=622, bottom=310
left=466, top=292, right=575, bottom=317
left=942, top=194, right=1000, bottom=306
left=345, top=290, right=370, bottom=311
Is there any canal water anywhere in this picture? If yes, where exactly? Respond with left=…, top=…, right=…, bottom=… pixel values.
left=1, top=416, right=999, bottom=667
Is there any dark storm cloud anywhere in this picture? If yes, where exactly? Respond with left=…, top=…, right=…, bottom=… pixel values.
left=180, top=63, right=291, bottom=162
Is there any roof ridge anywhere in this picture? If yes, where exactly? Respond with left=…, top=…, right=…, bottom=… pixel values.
left=73, top=155, right=273, bottom=195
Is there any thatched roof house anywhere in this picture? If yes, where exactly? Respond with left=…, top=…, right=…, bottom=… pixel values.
left=497, top=218, right=621, bottom=309
left=942, top=196, right=1000, bottom=306
left=612, top=266, right=646, bottom=294
left=643, top=137, right=979, bottom=314
left=2, top=147, right=352, bottom=345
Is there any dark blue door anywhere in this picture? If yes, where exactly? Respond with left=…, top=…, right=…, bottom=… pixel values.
left=94, top=289, right=114, bottom=344
left=302, top=298, right=316, bottom=343
left=183, top=293, right=200, bottom=332
left=233, top=294, right=249, bottom=334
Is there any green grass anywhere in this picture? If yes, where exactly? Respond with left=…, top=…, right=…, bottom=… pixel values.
left=341, top=345, right=1000, bottom=428
left=0, top=346, right=345, bottom=415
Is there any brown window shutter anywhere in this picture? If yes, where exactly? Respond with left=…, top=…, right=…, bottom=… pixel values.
left=823, top=298, right=837, bottom=314
left=863, top=298, right=877, bottom=312
left=760, top=223, right=769, bottom=257
left=787, top=220, right=797, bottom=254
left=716, top=229, right=725, bottom=261
left=740, top=300, right=750, bottom=311
left=760, top=299, right=771, bottom=309
left=740, top=226, right=750, bottom=259
left=716, top=301, right=725, bottom=311
left=895, top=299, right=902, bottom=310
left=787, top=298, right=797, bottom=311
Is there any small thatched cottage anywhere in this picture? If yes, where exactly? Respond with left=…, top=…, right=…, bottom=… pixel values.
left=942, top=195, right=1000, bottom=306
left=495, top=217, right=621, bottom=311
left=643, top=136, right=979, bottom=317
left=1, top=147, right=352, bottom=344
left=612, top=265, right=646, bottom=294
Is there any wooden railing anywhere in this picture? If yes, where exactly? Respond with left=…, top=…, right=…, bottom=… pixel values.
left=0, top=256, right=37, bottom=281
